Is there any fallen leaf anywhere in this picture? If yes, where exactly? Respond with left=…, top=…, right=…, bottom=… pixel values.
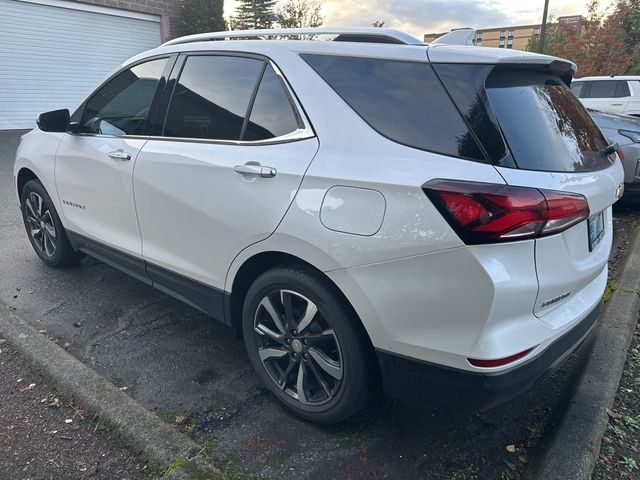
left=19, top=383, right=36, bottom=392
left=38, top=329, right=47, bottom=334
left=174, top=415, right=188, bottom=425
left=606, top=409, right=623, bottom=419
left=119, top=386, right=128, bottom=391
left=506, top=445, right=517, bottom=453
left=63, top=342, right=71, bottom=350
left=64, top=419, right=73, bottom=424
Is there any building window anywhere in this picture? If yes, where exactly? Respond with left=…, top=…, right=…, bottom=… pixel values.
left=499, top=39, right=505, bottom=47
left=533, top=27, right=541, bottom=34
left=507, top=39, right=513, bottom=46
left=508, top=30, right=514, bottom=37
left=499, top=31, right=505, bottom=38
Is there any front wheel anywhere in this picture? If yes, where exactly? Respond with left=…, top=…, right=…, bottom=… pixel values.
left=242, top=266, right=374, bottom=424
left=20, top=179, right=81, bottom=267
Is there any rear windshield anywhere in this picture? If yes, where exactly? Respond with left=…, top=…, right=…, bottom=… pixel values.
left=301, top=54, right=486, bottom=161
left=433, top=64, right=611, bottom=173
left=485, top=70, right=610, bottom=172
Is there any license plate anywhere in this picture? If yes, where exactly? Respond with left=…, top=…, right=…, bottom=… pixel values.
left=588, top=211, right=605, bottom=251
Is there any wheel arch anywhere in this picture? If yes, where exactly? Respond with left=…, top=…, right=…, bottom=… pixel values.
left=16, top=167, right=39, bottom=201
left=227, top=250, right=376, bottom=362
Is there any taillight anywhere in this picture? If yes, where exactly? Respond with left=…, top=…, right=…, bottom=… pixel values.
left=423, top=180, right=590, bottom=245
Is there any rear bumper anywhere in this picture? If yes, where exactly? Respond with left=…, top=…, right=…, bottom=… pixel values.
left=376, top=300, right=601, bottom=411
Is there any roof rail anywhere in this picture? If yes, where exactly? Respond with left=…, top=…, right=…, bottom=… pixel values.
left=161, top=27, right=425, bottom=47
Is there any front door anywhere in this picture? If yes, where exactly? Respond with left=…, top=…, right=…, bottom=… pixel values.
left=55, top=57, right=170, bottom=257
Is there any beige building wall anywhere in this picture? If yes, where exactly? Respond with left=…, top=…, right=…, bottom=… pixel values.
left=425, top=23, right=546, bottom=51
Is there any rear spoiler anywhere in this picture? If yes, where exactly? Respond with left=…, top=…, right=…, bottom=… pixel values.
left=427, top=44, right=577, bottom=85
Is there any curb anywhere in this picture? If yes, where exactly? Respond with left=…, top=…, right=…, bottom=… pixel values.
left=0, top=308, right=220, bottom=479
left=526, top=225, right=640, bottom=480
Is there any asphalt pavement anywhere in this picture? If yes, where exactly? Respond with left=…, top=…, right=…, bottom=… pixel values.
left=2, top=129, right=638, bottom=480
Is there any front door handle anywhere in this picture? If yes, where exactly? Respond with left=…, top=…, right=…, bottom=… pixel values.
left=611, top=103, right=624, bottom=106
left=108, top=150, right=132, bottom=161
left=233, top=163, right=277, bottom=178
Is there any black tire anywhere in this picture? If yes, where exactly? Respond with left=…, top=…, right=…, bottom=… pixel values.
left=20, top=179, right=81, bottom=267
left=242, top=265, right=374, bottom=424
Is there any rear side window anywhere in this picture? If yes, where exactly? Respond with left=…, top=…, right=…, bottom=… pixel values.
left=486, top=70, right=610, bottom=172
left=163, top=56, right=263, bottom=140
left=81, top=58, right=168, bottom=135
left=243, top=66, right=300, bottom=141
left=301, top=55, right=485, bottom=161
left=585, top=80, right=618, bottom=98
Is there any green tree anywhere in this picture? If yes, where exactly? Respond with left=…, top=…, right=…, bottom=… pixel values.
left=180, top=0, right=225, bottom=35
left=275, top=0, right=323, bottom=28
left=234, top=0, right=277, bottom=29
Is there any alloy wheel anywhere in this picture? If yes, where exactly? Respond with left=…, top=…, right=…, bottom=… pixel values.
left=25, top=192, right=57, bottom=258
left=253, top=289, right=343, bottom=406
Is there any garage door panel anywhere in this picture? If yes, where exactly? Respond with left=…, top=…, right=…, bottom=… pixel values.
left=0, top=0, right=161, bottom=129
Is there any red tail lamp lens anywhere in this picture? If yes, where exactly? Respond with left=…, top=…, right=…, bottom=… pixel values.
left=423, top=180, right=589, bottom=244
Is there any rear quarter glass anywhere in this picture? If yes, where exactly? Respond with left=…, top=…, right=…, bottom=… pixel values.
left=301, top=54, right=487, bottom=162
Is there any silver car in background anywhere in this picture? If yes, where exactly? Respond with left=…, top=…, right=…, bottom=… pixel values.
left=590, top=109, right=640, bottom=196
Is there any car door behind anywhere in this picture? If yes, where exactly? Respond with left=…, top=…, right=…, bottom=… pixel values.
left=133, top=54, right=319, bottom=307
left=573, top=79, right=631, bottom=114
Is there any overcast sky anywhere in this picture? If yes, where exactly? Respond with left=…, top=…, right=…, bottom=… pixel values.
left=224, top=0, right=594, bottom=37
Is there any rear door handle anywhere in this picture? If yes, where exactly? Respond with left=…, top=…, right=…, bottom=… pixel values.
left=233, top=163, right=277, bottom=178
left=611, top=103, right=624, bottom=106
left=108, top=150, right=132, bottom=161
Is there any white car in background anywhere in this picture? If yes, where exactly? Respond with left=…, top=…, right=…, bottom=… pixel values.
left=13, top=28, right=624, bottom=424
left=571, top=76, right=640, bottom=116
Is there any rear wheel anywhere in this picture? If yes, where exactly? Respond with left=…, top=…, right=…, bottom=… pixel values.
left=242, top=266, right=374, bottom=424
left=20, top=179, right=81, bottom=267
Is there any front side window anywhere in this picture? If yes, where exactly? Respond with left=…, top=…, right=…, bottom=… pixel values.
left=302, top=55, right=485, bottom=161
left=163, top=55, right=264, bottom=140
left=615, top=80, right=631, bottom=98
left=81, top=58, right=168, bottom=135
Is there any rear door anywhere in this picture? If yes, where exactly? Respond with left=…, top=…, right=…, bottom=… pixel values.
left=134, top=53, right=319, bottom=293
left=584, top=80, right=630, bottom=114
left=434, top=64, right=623, bottom=325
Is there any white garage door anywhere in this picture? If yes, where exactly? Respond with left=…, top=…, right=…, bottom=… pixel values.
left=0, top=0, right=161, bottom=129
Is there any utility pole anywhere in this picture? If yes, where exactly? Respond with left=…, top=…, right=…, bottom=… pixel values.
left=538, top=0, right=550, bottom=53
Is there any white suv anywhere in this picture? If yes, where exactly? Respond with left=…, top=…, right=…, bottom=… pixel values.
left=571, top=75, right=640, bottom=116
left=13, top=28, right=624, bottom=424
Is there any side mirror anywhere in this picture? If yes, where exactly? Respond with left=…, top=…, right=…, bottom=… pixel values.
left=36, top=109, right=70, bottom=132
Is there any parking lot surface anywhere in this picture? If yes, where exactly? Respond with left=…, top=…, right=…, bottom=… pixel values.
left=1, top=130, right=637, bottom=479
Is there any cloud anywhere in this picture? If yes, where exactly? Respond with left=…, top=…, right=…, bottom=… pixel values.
left=322, top=0, right=513, bottom=36
left=225, top=0, right=590, bottom=39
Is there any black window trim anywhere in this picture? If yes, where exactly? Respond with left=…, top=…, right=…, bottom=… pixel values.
left=70, top=54, right=178, bottom=139
left=153, top=51, right=315, bottom=146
